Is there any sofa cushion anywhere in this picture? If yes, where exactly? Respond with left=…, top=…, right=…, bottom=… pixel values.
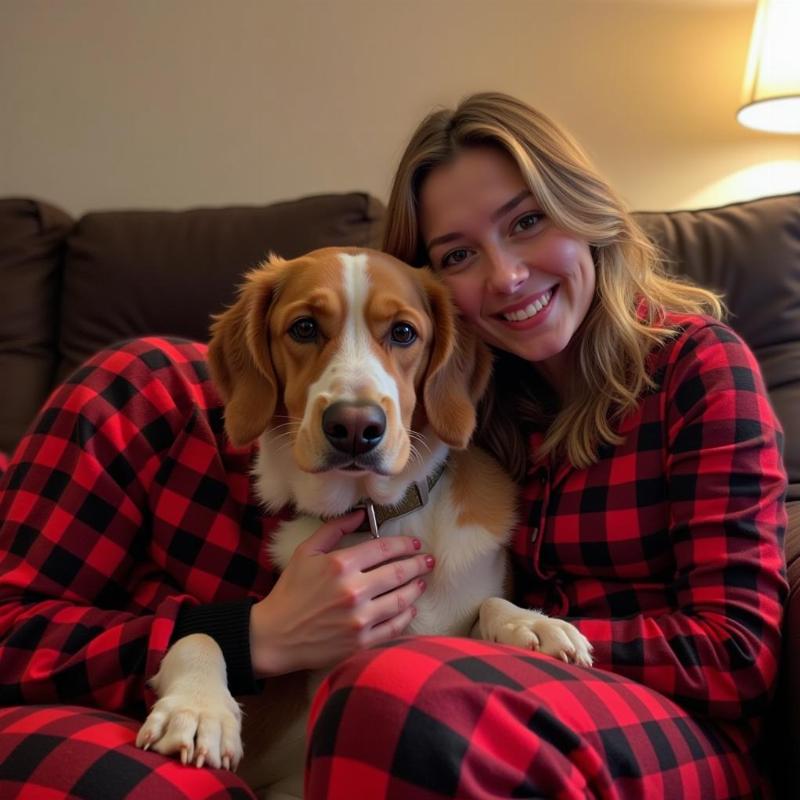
left=0, top=199, right=74, bottom=455
left=58, top=192, right=385, bottom=380
left=634, top=193, right=800, bottom=500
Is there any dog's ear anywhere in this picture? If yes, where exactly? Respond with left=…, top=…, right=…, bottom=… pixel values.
left=208, top=257, right=286, bottom=447
left=419, top=269, right=493, bottom=449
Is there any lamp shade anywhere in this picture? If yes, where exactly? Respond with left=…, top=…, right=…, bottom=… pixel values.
left=737, top=0, right=800, bottom=134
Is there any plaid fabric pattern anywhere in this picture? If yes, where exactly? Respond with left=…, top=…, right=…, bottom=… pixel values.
left=0, top=337, right=281, bottom=716
left=306, top=637, right=767, bottom=800
left=0, top=704, right=255, bottom=799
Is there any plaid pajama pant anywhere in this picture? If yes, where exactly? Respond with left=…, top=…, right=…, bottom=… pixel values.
left=306, top=637, right=768, bottom=799
left=0, top=642, right=767, bottom=800
left=0, top=705, right=255, bottom=799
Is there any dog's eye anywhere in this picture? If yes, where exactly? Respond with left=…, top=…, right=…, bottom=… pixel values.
left=289, top=317, right=319, bottom=342
left=390, top=322, right=417, bottom=346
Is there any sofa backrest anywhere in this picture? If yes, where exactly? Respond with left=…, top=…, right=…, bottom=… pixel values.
left=57, top=193, right=385, bottom=381
left=0, top=193, right=384, bottom=454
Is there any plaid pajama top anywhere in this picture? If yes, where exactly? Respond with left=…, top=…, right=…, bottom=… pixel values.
left=0, top=314, right=788, bottom=749
left=509, top=314, right=787, bottom=742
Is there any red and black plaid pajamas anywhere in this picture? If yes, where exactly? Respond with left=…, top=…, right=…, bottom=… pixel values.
left=0, top=315, right=787, bottom=799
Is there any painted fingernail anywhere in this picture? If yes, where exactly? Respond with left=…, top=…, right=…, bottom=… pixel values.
left=412, top=538, right=422, bottom=550
left=418, top=579, right=426, bottom=590
left=425, top=555, right=435, bottom=569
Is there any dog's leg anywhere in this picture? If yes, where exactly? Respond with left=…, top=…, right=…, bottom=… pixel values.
left=476, top=597, right=594, bottom=667
left=136, top=633, right=244, bottom=769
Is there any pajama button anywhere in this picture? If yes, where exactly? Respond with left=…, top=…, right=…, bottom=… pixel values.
left=530, top=526, right=539, bottom=542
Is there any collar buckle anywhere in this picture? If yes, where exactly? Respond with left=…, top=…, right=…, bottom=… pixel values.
left=412, top=478, right=428, bottom=508
left=363, top=498, right=380, bottom=539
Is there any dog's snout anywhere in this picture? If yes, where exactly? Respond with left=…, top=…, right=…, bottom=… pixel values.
left=322, top=401, right=386, bottom=455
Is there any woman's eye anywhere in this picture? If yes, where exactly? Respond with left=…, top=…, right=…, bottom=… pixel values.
left=390, top=322, right=417, bottom=346
left=441, top=248, right=471, bottom=269
left=513, top=212, right=543, bottom=233
left=288, top=317, right=319, bottom=342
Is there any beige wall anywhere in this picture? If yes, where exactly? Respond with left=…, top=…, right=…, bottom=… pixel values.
left=1, top=0, right=798, bottom=217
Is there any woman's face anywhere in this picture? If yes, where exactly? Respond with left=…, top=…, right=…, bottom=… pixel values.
left=419, top=147, right=596, bottom=379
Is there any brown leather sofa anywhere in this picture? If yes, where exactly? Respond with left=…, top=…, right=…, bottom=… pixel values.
left=1, top=190, right=798, bottom=795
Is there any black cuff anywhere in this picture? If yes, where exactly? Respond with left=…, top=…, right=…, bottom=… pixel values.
left=171, top=598, right=262, bottom=696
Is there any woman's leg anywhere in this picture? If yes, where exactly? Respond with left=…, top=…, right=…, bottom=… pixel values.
left=306, top=637, right=765, bottom=800
left=0, top=705, right=256, bottom=800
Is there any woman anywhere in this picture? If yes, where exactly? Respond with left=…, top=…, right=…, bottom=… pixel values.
left=303, top=93, right=788, bottom=798
left=0, top=92, right=786, bottom=800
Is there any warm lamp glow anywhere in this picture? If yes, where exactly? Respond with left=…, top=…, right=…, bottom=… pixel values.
left=737, top=0, right=800, bottom=134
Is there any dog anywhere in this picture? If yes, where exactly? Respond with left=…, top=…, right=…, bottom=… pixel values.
left=136, top=247, right=592, bottom=798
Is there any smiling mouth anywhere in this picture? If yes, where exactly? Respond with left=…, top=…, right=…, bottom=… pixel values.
left=498, top=286, right=557, bottom=322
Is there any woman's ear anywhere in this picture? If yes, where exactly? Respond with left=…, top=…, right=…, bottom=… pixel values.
left=208, top=257, right=285, bottom=447
left=419, top=269, right=493, bottom=449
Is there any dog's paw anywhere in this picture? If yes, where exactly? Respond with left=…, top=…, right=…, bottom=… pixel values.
left=135, top=634, right=243, bottom=770
left=136, top=688, right=243, bottom=770
left=496, top=614, right=594, bottom=667
left=478, top=597, right=593, bottom=667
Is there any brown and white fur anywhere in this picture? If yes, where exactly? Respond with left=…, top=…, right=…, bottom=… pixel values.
left=136, top=247, right=592, bottom=799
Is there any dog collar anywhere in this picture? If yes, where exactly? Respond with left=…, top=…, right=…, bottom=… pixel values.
left=354, top=461, right=447, bottom=539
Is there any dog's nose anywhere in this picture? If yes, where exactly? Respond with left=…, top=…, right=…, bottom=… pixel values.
left=322, top=401, right=386, bottom=455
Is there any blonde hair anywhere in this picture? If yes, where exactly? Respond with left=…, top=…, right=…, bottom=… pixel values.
left=383, top=92, right=722, bottom=480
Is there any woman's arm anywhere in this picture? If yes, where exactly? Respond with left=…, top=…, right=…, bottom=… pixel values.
left=567, top=321, right=788, bottom=720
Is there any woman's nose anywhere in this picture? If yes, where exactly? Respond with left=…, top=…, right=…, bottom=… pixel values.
left=486, top=248, right=528, bottom=293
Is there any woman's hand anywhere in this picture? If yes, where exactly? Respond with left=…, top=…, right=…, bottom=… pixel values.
left=249, top=509, right=434, bottom=677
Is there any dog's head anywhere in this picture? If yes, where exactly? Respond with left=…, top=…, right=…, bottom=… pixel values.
left=208, top=247, right=491, bottom=478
